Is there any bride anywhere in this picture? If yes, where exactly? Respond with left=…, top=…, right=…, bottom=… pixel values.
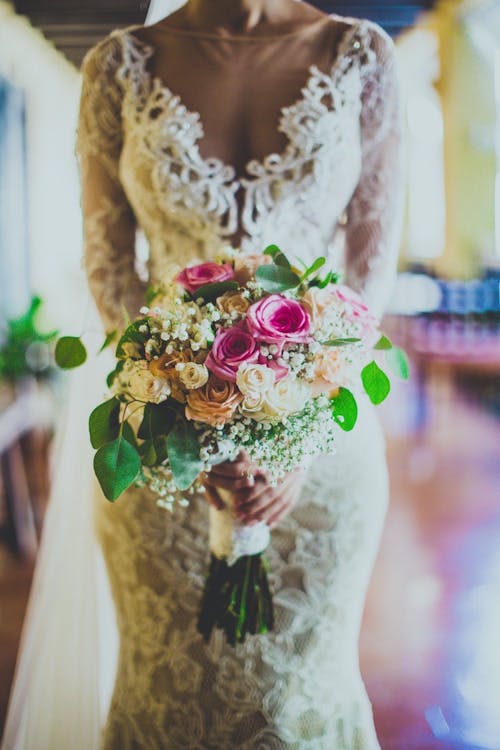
left=3, top=0, right=404, bottom=747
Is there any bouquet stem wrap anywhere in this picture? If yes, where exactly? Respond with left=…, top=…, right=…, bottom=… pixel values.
left=197, top=489, right=274, bottom=644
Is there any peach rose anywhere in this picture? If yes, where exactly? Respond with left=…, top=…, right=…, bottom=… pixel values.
left=185, top=377, right=243, bottom=427
left=311, top=349, right=344, bottom=397
left=216, top=290, right=250, bottom=317
left=233, top=253, right=272, bottom=285
left=302, top=287, right=336, bottom=332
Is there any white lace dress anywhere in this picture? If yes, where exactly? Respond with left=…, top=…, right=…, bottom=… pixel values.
left=76, top=16, right=404, bottom=750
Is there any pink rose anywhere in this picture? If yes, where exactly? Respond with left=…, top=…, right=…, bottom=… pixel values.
left=246, top=294, right=311, bottom=344
left=333, top=285, right=379, bottom=347
left=176, top=262, right=234, bottom=295
left=205, top=326, right=260, bottom=382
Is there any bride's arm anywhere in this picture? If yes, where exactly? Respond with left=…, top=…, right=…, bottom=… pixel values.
left=343, top=25, right=405, bottom=319
left=76, top=36, right=147, bottom=333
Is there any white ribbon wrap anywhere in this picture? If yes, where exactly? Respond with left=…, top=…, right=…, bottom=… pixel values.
left=209, top=489, right=270, bottom=566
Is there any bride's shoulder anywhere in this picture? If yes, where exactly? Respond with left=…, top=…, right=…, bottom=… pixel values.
left=79, top=24, right=149, bottom=81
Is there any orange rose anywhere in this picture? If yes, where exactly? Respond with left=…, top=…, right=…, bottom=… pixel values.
left=149, top=350, right=193, bottom=403
left=185, top=377, right=243, bottom=427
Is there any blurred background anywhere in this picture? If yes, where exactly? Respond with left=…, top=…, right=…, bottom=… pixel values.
left=0, top=0, right=499, bottom=748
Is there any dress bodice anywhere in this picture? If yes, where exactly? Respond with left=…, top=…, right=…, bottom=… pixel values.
left=76, top=15, right=404, bottom=332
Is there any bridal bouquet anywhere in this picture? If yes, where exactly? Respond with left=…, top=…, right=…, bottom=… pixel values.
left=56, top=245, right=408, bottom=644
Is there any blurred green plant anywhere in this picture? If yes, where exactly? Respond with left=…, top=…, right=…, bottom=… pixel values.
left=0, top=296, right=58, bottom=382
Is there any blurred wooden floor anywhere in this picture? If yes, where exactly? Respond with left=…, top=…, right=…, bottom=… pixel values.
left=1, top=368, right=500, bottom=748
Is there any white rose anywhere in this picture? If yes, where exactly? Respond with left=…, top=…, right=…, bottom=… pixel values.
left=239, top=391, right=269, bottom=421
left=177, top=362, right=209, bottom=390
left=236, top=363, right=275, bottom=397
left=262, top=376, right=310, bottom=421
left=128, top=361, right=171, bottom=403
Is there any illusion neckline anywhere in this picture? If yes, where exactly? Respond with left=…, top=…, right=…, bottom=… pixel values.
left=115, top=20, right=364, bottom=185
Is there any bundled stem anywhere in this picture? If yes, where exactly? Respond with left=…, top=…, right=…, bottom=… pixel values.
left=197, top=553, right=274, bottom=645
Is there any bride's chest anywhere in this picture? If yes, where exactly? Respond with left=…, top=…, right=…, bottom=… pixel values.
left=114, top=28, right=366, bottom=245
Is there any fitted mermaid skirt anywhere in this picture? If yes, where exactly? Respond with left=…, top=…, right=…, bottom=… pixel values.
left=94, top=397, right=387, bottom=749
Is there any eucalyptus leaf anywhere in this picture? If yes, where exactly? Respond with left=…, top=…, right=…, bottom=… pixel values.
left=167, top=419, right=202, bottom=490
left=192, top=281, right=239, bottom=301
left=385, top=346, right=410, bottom=380
left=55, top=336, right=87, bottom=369
left=93, top=436, right=141, bottom=501
left=137, top=401, right=177, bottom=440
left=330, top=387, right=358, bottom=432
left=361, top=361, right=391, bottom=405
left=255, top=265, right=301, bottom=293
left=322, top=338, right=361, bottom=346
left=89, top=397, right=120, bottom=449
left=374, top=335, right=393, bottom=351
left=269, top=249, right=292, bottom=269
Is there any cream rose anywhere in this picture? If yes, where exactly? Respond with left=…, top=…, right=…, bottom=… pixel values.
left=177, top=362, right=209, bottom=390
left=236, top=363, right=275, bottom=397
left=238, top=391, right=268, bottom=421
left=216, top=290, right=250, bottom=317
left=262, top=376, right=310, bottom=421
left=128, top=361, right=171, bottom=403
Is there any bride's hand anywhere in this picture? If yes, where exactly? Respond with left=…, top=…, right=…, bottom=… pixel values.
left=202, top=454, right=305, bottom=529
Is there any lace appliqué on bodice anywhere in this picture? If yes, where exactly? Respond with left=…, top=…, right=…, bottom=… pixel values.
left=76, top=16, right=404, bottom=329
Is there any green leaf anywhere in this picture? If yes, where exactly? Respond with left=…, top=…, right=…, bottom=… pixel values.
left=55, top=336, right=87, bottom=369
left=122, top=421, right=139, bottom=450
left=145, top=285, right=160, bottom=305
left=374, top=335, right=393, bottom=351
left=93, top=436, right=141, bottom=501
left=99, top=330, right=117, bottom=353
left=140, top=436, right=168, bottom=467
left=137, top=401, right=177, bottom=440
left=106, top=360, right=124, bottom=388
left=385, top=346, right=410, bottom=381
left=361, top=361, right=391, bottom=405
left=300, top=256, right=326, bottom=282
left=263, top=244, right=281, bottom=258
left=255, top=265, right=301, bottom=293
left=89, top=397, right=120, bottom=449
left=166, top=419, right=202, bottom=490
left=322, top=338, right=361, bottom=346
left=330, top=387, right=358, bottom=432
left=116, top=320, right=149, bottom=359
left=316, top=270, right=339, bottom=289
left=192, top=281, right=239, bottom=301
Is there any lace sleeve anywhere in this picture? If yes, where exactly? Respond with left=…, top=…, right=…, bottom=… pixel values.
left=76, top=35, right=147, bottom=333
left=343, top=24, right=405, bottom=318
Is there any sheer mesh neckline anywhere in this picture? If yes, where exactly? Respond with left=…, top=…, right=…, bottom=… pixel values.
left=116, top=20, right=363, bottom=184
left=149, top=14, right=332, bottom=42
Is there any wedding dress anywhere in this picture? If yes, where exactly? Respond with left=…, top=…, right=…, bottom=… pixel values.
left=3, top=11, right=404, bottom=750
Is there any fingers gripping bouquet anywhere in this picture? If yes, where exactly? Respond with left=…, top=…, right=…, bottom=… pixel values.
left=59, top=245, right=408, bottom=645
